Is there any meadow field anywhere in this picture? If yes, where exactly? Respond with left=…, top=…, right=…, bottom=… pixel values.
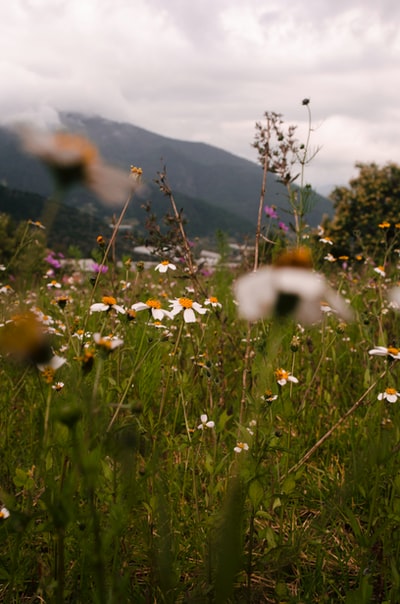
left=1, top=127, right=400, bottom=603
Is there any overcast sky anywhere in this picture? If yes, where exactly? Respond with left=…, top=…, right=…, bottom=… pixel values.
left=1, top=0, right=400, bottom=193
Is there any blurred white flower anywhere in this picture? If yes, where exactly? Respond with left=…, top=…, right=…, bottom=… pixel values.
left=93, top=333, right=124, bottom=351
left=388, top=287, right=400, bottom=309
left=234, top=261, right=352, bottom=325
left=18, top=127, right=135, bottom=205
left=234, top=442, right=249, bottom=453
left=37, top=355, right=66, bottom=373
left=197, top=414, right=215, bottom=430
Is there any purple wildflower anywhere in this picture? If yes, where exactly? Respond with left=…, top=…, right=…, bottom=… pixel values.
left=278, top=221, right=289, bottom=233
left=45, top=253, right=62, bottom=269
left=264, top=205, right=278, bottom=219
left=92, top=262, right=108, bottom=274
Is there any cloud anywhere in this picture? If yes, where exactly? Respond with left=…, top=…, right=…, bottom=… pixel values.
left=1, top=0, right=400, bottom=192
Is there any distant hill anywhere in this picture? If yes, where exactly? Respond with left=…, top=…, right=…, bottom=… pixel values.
left=0, top=184, right=112, bottom=256
left=0, top=179, right=254, bottom=257
left=0, top=112, right=333, bottom=240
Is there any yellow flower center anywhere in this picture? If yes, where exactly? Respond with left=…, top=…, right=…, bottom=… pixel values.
left=274, top=247, right=313, bottom=269
left=96, top=338, right=113, bottom=350
left=275, top=368, right=289, bottom=381
left=53, top=133, right=98, bottom=165
left=102, top=296, right=117, bottom=306
left=386, top=388, right=397, bottom=395
left=387, top=347, right=399, bottom=356
left=146, top=299, right=161, bottom=309
left=161, top=260, right=170, bottom=266
left=179, top=297, right=193, bottom=309
left=208, top=296, right=219, bottom=304
left=236, top=442, right=246, bottom=450
left=378, top=221, right=391, bottom=228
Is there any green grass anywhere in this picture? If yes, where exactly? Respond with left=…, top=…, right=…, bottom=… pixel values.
left=1, top=227, right=400, bottom=604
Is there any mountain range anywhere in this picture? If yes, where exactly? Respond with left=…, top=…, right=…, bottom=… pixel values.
left=0, top=112, right=333, bottom=252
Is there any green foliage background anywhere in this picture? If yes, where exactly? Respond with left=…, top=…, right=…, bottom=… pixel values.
left=324, top=162, right=400, bottom=259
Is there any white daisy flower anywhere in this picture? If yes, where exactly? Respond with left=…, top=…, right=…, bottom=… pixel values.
left=204, top=296, right=222, bottom=309
left=234, top=442, right=249, bottom=453
left=275, top=368, right=299, bottom=386
left=155, top=260, right=177, bottom=273
left=374, top=266, right=386, bottom=277
left=90, top=296, right=125, bottom=314
left=378, top=388, right=400, bottom=403
left=169, top=297, right=208, bottom=323
left=368, top=346, right=400, bottom=360
left=131, top=299, right=172, bottom=321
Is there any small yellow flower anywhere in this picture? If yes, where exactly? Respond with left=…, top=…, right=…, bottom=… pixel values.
left=79, top=349, right=95, bottom=373
left=41, top=368, right=55, bottom=384
left=130, top=166, right=143, bottom=176
left=378, top=221, right=391, bottom=229
left=204, top=296, right=222, bottom=308
left=261, top=389, right=278, bottom=403
left=28, top=219, right=46, bottom=229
